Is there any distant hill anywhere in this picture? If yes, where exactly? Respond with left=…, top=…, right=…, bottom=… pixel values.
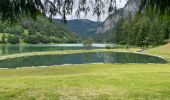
left=96, top=0, right=141, bottom=34
left=0, top=16, right=79, bottom=44
left=94, top=0, right=141, bottom=43
left=54, top=19, right=102, bottom=38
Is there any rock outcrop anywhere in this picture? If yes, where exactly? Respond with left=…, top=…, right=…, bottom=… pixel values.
left=96, top=0, right=141, bottom=33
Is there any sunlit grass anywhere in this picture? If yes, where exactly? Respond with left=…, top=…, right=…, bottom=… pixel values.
left=0, top=64, right=170, bottom=99
left=145, top=43, right=170, bottom=61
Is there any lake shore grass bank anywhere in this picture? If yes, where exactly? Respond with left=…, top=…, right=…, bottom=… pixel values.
left=0, top=44, right=170, bottom=99
left=0, top=48, right=140, bottom=61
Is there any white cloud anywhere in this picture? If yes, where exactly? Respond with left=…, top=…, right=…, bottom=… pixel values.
left=54, top=0, right=127, bottom=21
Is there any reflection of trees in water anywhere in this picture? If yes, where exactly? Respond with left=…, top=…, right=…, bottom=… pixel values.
left=0, top=45, right=22, bottom=55
left=94, top=52, right=149, bottom=64
left=95, top=52, right=117, bottom=63
left=83, top=53, right=94, bottom=62
left=0, top=45, right=9, bottom=55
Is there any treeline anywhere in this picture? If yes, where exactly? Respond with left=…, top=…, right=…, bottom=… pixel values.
left=0, top=16, right=79, bottom=44
left=115, top=14, right=170, bottom=48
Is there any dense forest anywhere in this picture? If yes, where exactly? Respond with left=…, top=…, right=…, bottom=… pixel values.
left=0, top=16, right=79, bottom=44
left=95, top=13, right=170, bottom=48
left=115, top=14, right=170, bottom=48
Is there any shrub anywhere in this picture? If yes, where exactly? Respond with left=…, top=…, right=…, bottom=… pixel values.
left=7, top=34, right=20, bottom=44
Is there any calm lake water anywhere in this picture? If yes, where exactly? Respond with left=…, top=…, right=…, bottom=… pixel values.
left=0, top=52, right=167, bottom=68
left=0, top=44, right=116, bottom=56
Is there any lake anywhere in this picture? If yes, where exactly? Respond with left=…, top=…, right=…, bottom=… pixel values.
left=0, top=44, right=116, bottom=56
left=0, top=52, right=167, bottom=68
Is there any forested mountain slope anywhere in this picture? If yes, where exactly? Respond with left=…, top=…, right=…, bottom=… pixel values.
left=96, top=0, right=141, bottom=34
left=94, top=0, right=170, bottom=46
left=54, top=19, right=101, bottom=38
left=0, top=16, right=79, bottom=44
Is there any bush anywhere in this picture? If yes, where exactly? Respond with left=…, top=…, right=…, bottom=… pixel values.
left=23, top=35, right=39, bottom=44
left=51, top=37, right=61, bottom=43
left=83, top=38, right=93, bottom=50
left=38, top=35, right=51, bottom=43
left=105, top=45, right=112, bottom=49
left=5, top=26, right=24, bottom=36
left=1, top=34, right=7, bottom=43
left=7, top=34, right=20, bottom=44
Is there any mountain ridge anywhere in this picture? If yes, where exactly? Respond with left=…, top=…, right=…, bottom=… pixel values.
left=96, top=0, right=141, bottom=34
left=54, top=19, right=102, bottom=39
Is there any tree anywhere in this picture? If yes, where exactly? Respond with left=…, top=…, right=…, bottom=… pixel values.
left=0, top=16, right=78, bottom=44
left=140, top=0, right=170, bottom=15
left=23, top=35, right=40, bottom=44
left=0, top=0, right=169, bottom=24
left=5, top=26, right=24, bottom=36
left=83, top=38, right=93, bottom=50
left=148, top=19, right=165, bottom=46
left=1, top=34, right=7, bottom=43
left=0, top=0, right=117, bottom=24
left=7, top=34, right=20, bottom=44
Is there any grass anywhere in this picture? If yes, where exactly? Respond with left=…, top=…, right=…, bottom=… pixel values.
left=0, top=48, right=140, bottom=60
left=0, top=64, right=170, bottom=100
left=0, top=44, right=169, bottom=99
left=145, top=43, right=170, bottom=61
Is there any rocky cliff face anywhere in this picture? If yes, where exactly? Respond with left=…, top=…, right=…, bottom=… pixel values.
left=96, top=0, right=141, bottom=33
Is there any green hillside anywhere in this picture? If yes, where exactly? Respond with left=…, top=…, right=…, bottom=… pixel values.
left=0, top=16, right=79, bottom=44
left=145, top=43, right=170, bottom=61
left=54, top=19, right=101, bottom=39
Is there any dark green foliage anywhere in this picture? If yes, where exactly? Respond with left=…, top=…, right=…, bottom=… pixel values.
left=5, top=26, right=24, bottom=36
left=1, top=34, right=7, bottom=43
left=0, top=0, right=169, bottom=25
left=105, top=45, right=112, bottom=49
left=23, top=35, right=39, bottom=44
left=0, top=0, right=116, bottom=24
left=0, top=16, right=79, bottom=44
left=140, top=0, right=170, bottom=15
left=115, top=15, right=170, bottom=48
left=83, top=38, right=93, bottom=50
left=7, top=34, right=20, bottom=44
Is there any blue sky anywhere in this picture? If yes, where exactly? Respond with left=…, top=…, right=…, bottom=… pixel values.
left=54, top=0, right=127, bottom=21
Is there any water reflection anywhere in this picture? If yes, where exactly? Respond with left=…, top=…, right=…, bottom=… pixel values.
left=0, top=52, right=167, bottom=68
left=0, top=44, right=116, bottom=56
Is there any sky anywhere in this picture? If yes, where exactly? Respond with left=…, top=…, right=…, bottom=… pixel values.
left=54, top=0, right=127, bottom=21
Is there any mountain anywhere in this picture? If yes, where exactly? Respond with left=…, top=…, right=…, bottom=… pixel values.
left=96, top=0, right=141, bottom=34
left=54, top=19, right=102, bottom=38
left=0, top=16, right=79, bottom=44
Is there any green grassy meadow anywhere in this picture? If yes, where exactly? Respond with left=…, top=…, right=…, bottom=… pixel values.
left=0, top=44, right=170, bottom=99
left=1, top=64, right=170, bottom=100
left=145, top=43, right=170, bottom=61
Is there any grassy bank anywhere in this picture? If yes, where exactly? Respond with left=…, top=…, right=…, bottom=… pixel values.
left=145, top=43, right=170, bottom=61
left=0, top=64, right=170, bottom=99
left=0, top=48, right=140, bottom=60
left=0, top=44, right=170, bottom=99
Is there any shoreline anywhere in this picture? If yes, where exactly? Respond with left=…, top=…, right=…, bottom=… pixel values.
left=0, top=48, right=169, bottom=69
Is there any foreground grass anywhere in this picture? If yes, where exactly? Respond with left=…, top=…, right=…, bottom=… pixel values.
left=0, top=64, right=170, bottom=100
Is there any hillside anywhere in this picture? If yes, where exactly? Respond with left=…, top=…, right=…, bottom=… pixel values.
left=92, top=0, right=141, bottom=43
left=96, top=0, right=141, bottom=34
left=145, top=43, right=170, bottom=61
left=94, top=0, right=170, bottom=46
left=0, top=16, right=79, bottom=44
left=54, top=19, right=101, bottom=38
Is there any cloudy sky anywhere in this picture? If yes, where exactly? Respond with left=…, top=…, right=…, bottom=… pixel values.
left=54, top=0, right=127, bottom=21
